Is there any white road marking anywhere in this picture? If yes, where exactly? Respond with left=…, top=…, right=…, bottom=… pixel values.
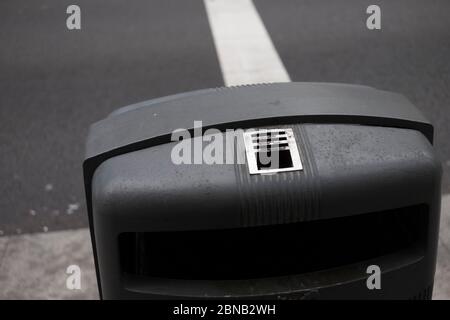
left=0, top=1, right=449, bottom=299
left=204, top=0, right=290, bottom=86
left=204, top=2, right=450, bottom=299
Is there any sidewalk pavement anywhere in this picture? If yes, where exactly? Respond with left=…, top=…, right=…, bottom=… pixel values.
left=1, top=194, right=449, bottom=300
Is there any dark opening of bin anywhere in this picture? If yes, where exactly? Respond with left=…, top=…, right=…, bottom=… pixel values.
left=119, top=205, right=427, bottom=280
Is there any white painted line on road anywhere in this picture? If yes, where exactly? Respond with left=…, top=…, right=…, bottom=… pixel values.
left=203, top=2, right=450, bottom=300
left=204, top=0, right=290, bottom=86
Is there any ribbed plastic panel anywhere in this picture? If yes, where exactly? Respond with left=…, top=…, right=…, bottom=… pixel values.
left=410, top=285, right=433, bottom=300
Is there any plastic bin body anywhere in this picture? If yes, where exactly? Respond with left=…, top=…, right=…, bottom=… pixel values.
left=84, top=83, right=441, bottom=299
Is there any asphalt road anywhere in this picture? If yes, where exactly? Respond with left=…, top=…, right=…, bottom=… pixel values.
left=0, top=0, right=449, bottom=235
left=0, top=0, right=223, bottom=235
left=256, top=0, right=450, bottom=188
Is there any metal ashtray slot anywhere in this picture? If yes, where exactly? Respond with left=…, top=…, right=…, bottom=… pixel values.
left=243, top=128, right=303, bottom=175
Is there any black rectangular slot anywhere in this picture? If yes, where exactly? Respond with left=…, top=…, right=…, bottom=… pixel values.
left=256, top=149, right=293, bottom=170
left=119, top=205, right=427, bottom=280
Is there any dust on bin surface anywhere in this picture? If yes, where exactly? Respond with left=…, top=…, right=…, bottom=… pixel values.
left=83, top=83, right=441, bottom=300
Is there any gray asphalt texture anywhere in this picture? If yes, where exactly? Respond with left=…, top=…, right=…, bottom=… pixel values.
left=255, top=0, right=450, bottom=188
left=0, top=0, right=223, bottom=235
left=0, top=0, right=449, bottom=235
